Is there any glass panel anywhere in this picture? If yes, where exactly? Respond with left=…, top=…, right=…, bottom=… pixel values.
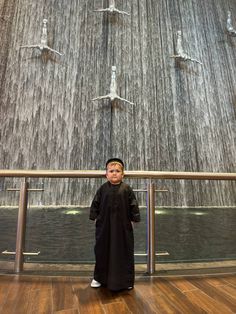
left=126, top=177, right=147, bottom=264
left=24, top=178, right=98, bottom=264
left=155, top=179, right=236, bottom=263
left=2, top=176, right=234, bottom=269
left=24, top=178, right=147, bottom=264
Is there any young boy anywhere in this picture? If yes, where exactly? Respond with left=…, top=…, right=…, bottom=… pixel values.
left=89, top=158, right=140, bottom=291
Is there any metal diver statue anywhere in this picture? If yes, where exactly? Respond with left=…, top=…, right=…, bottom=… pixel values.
left=227, top=11, right=236, bottom=36
left=20, top=19, right=63, bottom=56
left=92, top=66, right=134, bottom=105
left=94, top=0, right=130, bottom=16
left=170, top=30, right=202, bottom=65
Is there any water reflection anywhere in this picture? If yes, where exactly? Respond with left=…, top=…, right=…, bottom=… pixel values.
left=62, top=209, right=83, bottom=215
left=0, top=207, right=235, bottom=264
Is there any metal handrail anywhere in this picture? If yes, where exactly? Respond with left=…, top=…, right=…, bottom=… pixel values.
left=0, top=169, right=236, bottom=180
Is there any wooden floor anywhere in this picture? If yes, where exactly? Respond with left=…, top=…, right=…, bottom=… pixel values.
left=0, top=273, right=236, bottom=313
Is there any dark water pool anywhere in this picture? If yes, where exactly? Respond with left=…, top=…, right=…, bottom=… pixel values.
left=0, top=207, right=235, bottom=263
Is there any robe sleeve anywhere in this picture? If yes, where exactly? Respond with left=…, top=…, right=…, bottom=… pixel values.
left=89, top=187, right=101, bottom=220
left=128, top=187, right=141, bottom=222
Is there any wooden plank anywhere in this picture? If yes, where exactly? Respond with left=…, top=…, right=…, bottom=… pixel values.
left=26, top=288, right=52, bottom=314
left=188, top=277, right=236, bottom=312
left=203, top=276, right=232, bottom=287
left=95, top=286, right=122, bottom=305
left=146, top=294, right=186, bottom=314
left=153, top=278, right=206, bottom=314
left=184, top=289, right=233, bottom=314
left=217, top=284, right=236, bottom=301
left=72, top=281, right=104, bottom=313
left=0, top=277, right=11, bottom=306
left=134, top=278, right=163, bottom=298
left=0, top=281, right=30, bottom=314
left=52, top=276, right=78, bottom=312
left=54, top=309, right=79, bottom=314
left=168, top=277, right=198, bottom=292
left=17, top=275, right=53, bottom=291
left=103, top=301, right=131, bottom=314
left=153, top=277, right=198, bottom=297
left=134, top=279, right=185, bottom=313
left=223, top=276, right=236, bottom=287
left=121, top=289, right=157, bottom=314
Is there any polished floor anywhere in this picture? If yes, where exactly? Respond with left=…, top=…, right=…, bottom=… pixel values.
left=0, top=272, right=236, bottom=313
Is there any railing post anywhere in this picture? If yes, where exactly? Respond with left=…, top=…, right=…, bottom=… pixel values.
left=15, top=179, right=28, bottom=273
left=147, top=181, right=155, bottom=275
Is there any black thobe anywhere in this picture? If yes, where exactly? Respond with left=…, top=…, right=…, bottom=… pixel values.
left=90, top=181, right=140, bottom=291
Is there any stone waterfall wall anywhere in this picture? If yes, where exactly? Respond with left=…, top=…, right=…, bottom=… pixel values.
left=0, top=0, right=236, bottom=206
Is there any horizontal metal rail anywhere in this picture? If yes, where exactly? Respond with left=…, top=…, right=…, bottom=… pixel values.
left=0, top=169, right=236, bottom=180
left=7, top=189, right=44, bottom=192
left=2, top=250, right=40, bottom=256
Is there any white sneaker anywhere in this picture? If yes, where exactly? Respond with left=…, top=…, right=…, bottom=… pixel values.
left=91, top=279, right=101, bottom=288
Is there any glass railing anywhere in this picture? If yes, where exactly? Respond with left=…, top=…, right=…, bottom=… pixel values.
left=23, top=178, right=147, bottom=264
left=0, top=170, right=235, bottom=274
left=155, top=206, right=236, bottom=263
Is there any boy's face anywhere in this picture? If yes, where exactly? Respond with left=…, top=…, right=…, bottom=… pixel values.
left=106, top=163, right=124, bottom=185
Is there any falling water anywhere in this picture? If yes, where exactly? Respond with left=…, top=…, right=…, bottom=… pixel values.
left=0, top=0, right=235, bottom=206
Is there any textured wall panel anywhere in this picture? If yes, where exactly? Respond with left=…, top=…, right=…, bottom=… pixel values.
left=0, top=0, right=235, bottom=205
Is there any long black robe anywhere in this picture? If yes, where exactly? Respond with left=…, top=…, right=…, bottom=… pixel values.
left=90, top=181, right=140, bottom=291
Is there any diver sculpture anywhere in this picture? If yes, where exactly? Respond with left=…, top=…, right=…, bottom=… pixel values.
left=94, top=0, right=130, bottom=16
left=227, top=11, right=236, bottom=36
left=92, top=66, right=134, bottom=105
left=170, top=30, right=202, bottom=65
left=20, top=19, right=63, bottom=56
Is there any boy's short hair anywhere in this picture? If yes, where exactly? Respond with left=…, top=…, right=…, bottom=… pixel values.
left=106, top=158, right=124, bottom=170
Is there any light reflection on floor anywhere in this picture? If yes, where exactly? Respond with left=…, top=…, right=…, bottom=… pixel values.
left=155, top=210, right=168, bottom=215
left=193, top=212, right=206, bottom=216
left=62, top=209, right=83, bottom=215
left=155, top=209, right=207, bottom=215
